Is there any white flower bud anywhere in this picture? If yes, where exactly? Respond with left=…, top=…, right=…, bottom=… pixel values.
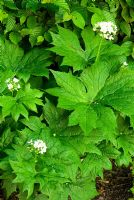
left=17, top=84, right=21, bottom=89
left=7, top=83, right=13, bottom=90
left=123, top=61, right=128, bottom=66
left=13, top=78, right=19, bottom=83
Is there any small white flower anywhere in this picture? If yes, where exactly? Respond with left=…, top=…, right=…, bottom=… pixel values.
left=7, top=83, right=13, bottom=90
left=123, top=61, right=128, bottom=66
left=17, top=84, right=21, bottom=89
left=13, top=77, right=19, bottom=83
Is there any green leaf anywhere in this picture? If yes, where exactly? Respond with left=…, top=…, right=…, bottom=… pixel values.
left=0, top=39, right=51, bottom=78
left=81, top=153, right=112, bottom=178
left=120, top=21, right=131, bottom=37
left=10, top=160, right=36, bottom=198
left=2, top=174, right=17, bottom=198
left=20, top=48, right=52, bottom=78
left=126, top=0, right=134, bottom=8
left=43, top=99, right=68, bottom=132
left=42, top=0, right=69, bottom=11
left=98, top=69, right=134, bottom=115
left=5, top=15, right=15, bottom=33
left=88, top=7, right=115, bottom=25
left=46, top=61, right=111, bottom=111
left=46, top=70, right=88, bottom=110
left=16, top=84, right=43, bottom=112
left=0, top=96, right=16, bottom=118
left=80, top=61, right=111, bottom=101
left=27, top=16, right=37, bottom=29
left=0, top=9, right=8, bottom=22
left=116, top=152, right=132, bottom=166
left=11, top=103, right=29, bottom=121
left=81, top=27, right=95, bottom=55
left=117, top=134, right=134, bottom=156
left=94, top=105, right=117, bottom=144
left=0, top=96, right=28, bottom=121
left=0, top=39, right=24, bottom=71
left=21, top=116, right=45, bottom=132
left=26, top=0, right=39, bottom=11
left=72, top=11, right=85, bottom=29
left=9, top=32, right=22, bottom=44
left=100, top=144, right=120, bottom=159
left=69, top=105, right=97, bottom=135
left=70, top=180, right=97, bottom=200
left=4, top=0, right=18, bottom=10
left=50, top=26, right=87, bottom=71
left=1, top=128, right=14, bottom=148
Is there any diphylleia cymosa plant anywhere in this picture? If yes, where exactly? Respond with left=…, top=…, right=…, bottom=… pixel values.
left=1, top=0, right=134, bottom=200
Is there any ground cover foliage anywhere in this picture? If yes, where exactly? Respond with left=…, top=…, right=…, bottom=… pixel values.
left=0, top=0, right=134, bottom=199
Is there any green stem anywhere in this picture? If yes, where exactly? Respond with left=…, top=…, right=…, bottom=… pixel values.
left=95, top=37, right=103, bottom=62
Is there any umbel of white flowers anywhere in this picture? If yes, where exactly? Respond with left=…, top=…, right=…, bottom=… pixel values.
left=5, top=77, right=20, bottom=91
left=93, top=21, right=118, bottom=40
left=27, top=139, right=47, bottom=154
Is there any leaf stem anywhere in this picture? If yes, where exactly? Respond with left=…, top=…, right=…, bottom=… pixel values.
left=95, top=37, right=103, bottom=62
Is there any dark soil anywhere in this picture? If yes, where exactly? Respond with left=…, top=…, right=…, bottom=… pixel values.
left=0, top=165, right=133, bottom=200
left=94, top=165, right=133, bottom=200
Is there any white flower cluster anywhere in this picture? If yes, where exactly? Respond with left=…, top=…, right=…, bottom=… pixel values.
left=93, top=21, right=117, bottom=40
left=5, top=77, right=20, bottom=91
left=27, top=139, right=47, bottom=154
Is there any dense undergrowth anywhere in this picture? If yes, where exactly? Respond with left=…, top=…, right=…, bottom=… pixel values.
left=0, top=0, right=134, bottom=199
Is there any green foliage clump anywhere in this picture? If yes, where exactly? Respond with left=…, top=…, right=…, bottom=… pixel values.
left=0, top=0, right=134, bottom=200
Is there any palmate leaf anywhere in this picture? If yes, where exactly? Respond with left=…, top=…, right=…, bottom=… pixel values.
left=117, top=134, right=134, bottom=156
left=0, top=39, right=24, bottom=71
left=42, top=0, right=69, bottom=11
left=69, top=104, right=97, bottom=135
left=46, top=64, right=112, bottom=135
left=81, top=153, right=112, bottom=178
left=1, top=173, right=17, bottom=199
left=19, top=48, right=52, bottom=78
left=43, top=99, right=68, bottom=132
left=50, top=26, right=87, bottom=71
left=80, top=61, right=111, bottom=101
left=10, top=159, right=36, bottom=198
left=0, top=39, right=52, bottom=79
left=47, top=61, right=110, bottom=108
left=94, top=105, right=117, bottom=144
left=0, top=84, right=43, bottom=121
left=46, top=70, right=89, bottom=110
left=16, top=84, right=43, bottom=112
left=69, top=180, right=97, bottom=200
left=97, top=69, right=134, bottom=115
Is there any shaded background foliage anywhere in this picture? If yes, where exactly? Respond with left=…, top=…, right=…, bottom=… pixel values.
left=0, top=0, right=134, bottom=200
